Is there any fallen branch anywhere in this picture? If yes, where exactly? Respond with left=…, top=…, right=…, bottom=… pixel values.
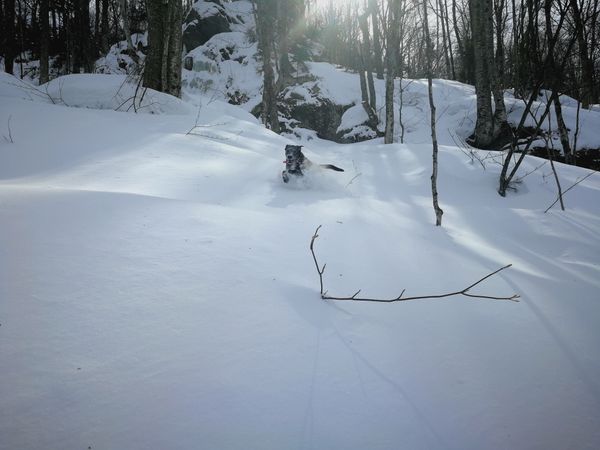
left=310, top=226, right=520, bottom=303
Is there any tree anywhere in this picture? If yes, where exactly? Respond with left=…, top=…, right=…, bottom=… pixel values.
left=423, top=0, right=443, bottom=225
left=118, top=0, right=137, bottom=62
left=143, top=0, right=183, bottom=97
left=369, top=0, right=384, bottom=79
left=3, top=0, right=16, bottom=74
left=569, top=0, right=597, bottom=108
left=384, top=0, right=400, bottom=144
left=100, top=0, right=110, bottom=54
left=39, top=0, right=49, bottom=83
left=255, top=0, right=280, bottom=133
left=468, top=0, right=507, bottom=148
left=497, top=0, right=578, bottom=196
left=73, top=0, right=93, bottom=73
left=276, top=0, right=305, bottom=89
left=358, top=11, right=377, bottom=111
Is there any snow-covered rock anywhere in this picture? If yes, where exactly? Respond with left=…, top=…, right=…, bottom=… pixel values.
left=95, top=33, right=146, bottom=75
left=183, top=0, right=239, bottom=54
left=277, top=80, right=352, bottom=141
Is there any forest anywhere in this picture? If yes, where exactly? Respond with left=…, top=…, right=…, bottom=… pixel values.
left=1, top=1, right=599, bottom=449
left=1, top=0, right=599, bottom=153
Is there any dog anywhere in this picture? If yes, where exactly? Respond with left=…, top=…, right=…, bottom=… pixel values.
left=282, top=145, right=344, bottom=183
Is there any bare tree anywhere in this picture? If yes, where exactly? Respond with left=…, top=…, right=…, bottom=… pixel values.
left=358, top=10, right=377, bottom=111
left=569, top=0, right=596, bottom=108
left=3, top=0, right=16, bottom=74
left=254, top=0, right=280, bottom=133
left=39, top=0, right=49, bottom=83
left=384, top=0, right=400, bottom=144
left=369, top=0, right=385, bottom=79
left=423, top=0, right=444, bottom=225
left=498, top=0, right=578, bottom=196
left=118, top=0, right=138, bottom=63
left=144, top=0, right=183, bottom=97
left=468, top=0, right=508, bottom=147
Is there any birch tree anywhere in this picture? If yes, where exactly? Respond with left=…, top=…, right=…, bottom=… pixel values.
left=423, top=0, right=444, bottom=225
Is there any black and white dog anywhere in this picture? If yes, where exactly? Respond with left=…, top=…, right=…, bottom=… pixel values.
left=282, top=145, right=344, bottom=183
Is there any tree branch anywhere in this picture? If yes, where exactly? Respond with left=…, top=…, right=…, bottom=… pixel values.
left=544, top=170, right=597, bottom=213
left=309, top=226, right=520, bottom=303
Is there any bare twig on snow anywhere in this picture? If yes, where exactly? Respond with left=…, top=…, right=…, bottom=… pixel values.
left=310, top=225, right=520, bottom=303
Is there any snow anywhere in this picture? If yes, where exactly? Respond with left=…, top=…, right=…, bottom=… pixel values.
left=95, top=33, right=147, bottom=76
left=183, top=30, right=261, bottom=108
left=192, top=1, right=223, bottom=18
left=38, top=74, right=195, bottom=115
left=1, top=70, right=600, bottom=450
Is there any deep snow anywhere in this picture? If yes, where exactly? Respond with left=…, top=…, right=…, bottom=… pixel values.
left=1, top=72, right=599, bottom=450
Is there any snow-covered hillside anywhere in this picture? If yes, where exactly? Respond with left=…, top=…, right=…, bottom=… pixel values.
left=1, top=71, right=599, bottom=450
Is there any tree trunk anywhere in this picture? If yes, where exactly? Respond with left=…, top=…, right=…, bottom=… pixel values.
left=369, top=0, right=384, bottom=79
left=569, top=0, right=595, bottom=108
left=358, top=12, right=377, bottom=110
left=95, top=0, right=100, bottom=40
left=359, top=54, right=369, bottom=106
left=255, top=0, right=280, bottom=133
left=101, top=0, right=109, bottom=54
left=4, top=0, right=16, bottom=74
left=17, top=0, right=24, bottom=77
left=553, top=96, right=572, bottom=162
left=68, top=0, right=93, bottom=73
left=423, top=0, right=443, bottom=226
left=443, top=0, right=456, bottom=79
left=384, top=0, right=400, bottom=144
left=119, top=0, right=139, bottom=64
left=358, top=45, right=378, bottom=129
left=438, top=0, right=452, bottom=78
left=262, top=36, right=279, bottom=132
left=144, top=0, right=183, bottom=97
left=451, top=0, right=466, bottom=82
left=0, top=0, right=4, bottom=63
left=488, top=0, right=507, bottom=137
left=39, top=0, right=50, bottom=83
left=469, top=0, right=494, bottom=147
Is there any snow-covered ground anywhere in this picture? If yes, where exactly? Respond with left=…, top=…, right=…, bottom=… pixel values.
left=1, top=73, right=599, bottom=450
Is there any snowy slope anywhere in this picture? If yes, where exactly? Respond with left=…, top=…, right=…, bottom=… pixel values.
left=1, top=75, right=600, bottom=450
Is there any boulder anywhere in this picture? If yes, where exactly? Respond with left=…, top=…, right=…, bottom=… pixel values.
left=276, top=82, right=352, bottom=141
left=335, top=103, right=382, bottom=143
left=183, top=0, right=235, bottom=53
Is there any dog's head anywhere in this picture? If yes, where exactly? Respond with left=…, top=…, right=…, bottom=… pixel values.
left=284, top=145, right=304, bottom=171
